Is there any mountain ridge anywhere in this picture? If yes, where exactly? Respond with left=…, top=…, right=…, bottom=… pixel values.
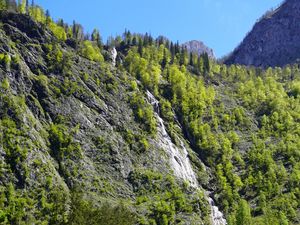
left=225, top=0, right=300, bottom=67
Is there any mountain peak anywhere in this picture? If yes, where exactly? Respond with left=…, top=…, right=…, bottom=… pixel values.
left=183, top=40, right=215, bottom=58
left=225, top=0, right=300, bottom=67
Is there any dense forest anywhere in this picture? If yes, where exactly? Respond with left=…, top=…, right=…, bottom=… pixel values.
left=0, top=0, right=299, bottom=225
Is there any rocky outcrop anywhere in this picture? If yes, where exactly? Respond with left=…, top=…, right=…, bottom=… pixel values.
left=183, top=40, right=215, bottom=58
left=225, top=0, right=300, bottom=67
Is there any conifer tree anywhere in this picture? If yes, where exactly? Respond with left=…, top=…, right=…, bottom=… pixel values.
left=45, top=9, right=50, bottom=25
left=203, top=52, right=210, bottom=73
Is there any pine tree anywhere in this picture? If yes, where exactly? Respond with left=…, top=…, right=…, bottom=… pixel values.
left=197, top=55, right=204, bottom=75
left=143, top=33, right=149, bottom=47
left=45, top=9, right=50, bottom=25
left=161, top=48, right=168, bottom=68
left=25, top=0, right=28, bottom=13
left=132, top=36, right=137, bottom=46
left=203, top=52, right=210, bottom=73
left=179, top=46, right=188, bottom=66
left=138, top=37, right=143, bottom=56
left=124, top=29, right=132, bottom=46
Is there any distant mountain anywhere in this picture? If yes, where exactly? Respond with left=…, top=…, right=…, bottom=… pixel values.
left=225, top=0, right=300, bottom=67
left=183, top=40, right=215, bottom=58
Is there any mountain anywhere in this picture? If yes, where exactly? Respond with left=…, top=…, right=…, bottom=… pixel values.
left=0, top=2, right=300, bottom=225
left=183, top=40, right=215, bottom=58
left=225, top=0, right=300, bottom=67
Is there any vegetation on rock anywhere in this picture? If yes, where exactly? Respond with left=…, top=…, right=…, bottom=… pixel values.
left=0, top=0, right=299, bottom=225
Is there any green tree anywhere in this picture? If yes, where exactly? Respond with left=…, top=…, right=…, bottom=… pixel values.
left=18, top=0, right=26, bottom=13
left=0, top=0, right=6, bottom=9
left=91, top=28, right=102, bottom=48
left=236, top=200, right=252, bottom=225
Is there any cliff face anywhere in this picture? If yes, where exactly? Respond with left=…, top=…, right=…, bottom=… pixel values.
left=225, top=0, right=300, bottom=67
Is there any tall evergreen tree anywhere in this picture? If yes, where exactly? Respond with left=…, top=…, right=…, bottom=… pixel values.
left=45, top=9, right=50, bottom=25
left=143, top=33, right=149, bottom=47
left=138, top=37, right=143, bottom=56
left=202, top=52, right=210, bottom=74
left=132, top=36, right=137, bottom=46
left=25, top=0, right=28, bottom=13
left=189, top=52, right=194, bottom=66
left=161, top=48, right=168, bottom=69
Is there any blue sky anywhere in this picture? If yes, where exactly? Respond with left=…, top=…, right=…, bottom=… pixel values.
left=35, top=0, right=283, bottom=58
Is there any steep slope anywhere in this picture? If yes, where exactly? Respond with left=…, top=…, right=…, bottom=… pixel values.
left=183, top=40, right=215, bottom=58
left=0, top=10, right=214, bottom=224
left=225, top=0, right=300, bottom=67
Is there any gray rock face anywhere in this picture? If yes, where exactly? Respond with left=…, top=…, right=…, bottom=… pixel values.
left=183, top=40, right=215, bottom=58
left=225, top=0, right=300, bottom=67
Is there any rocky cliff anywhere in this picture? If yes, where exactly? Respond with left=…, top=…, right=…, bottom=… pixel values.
left=225, top=0, right=300, bottom=67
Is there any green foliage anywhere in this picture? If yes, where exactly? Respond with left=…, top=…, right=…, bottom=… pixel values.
left=130, top=92, right=157, bottom=135
left=129, top=170, right=210, bottom=224
left=66, top=193, right=136, bottom=225
left=48, top=123, right=82, bottom=177
left=235, top=199, right=252, bottom=225
left=49, top=22, right=67, bottom=41
left=0, top=53, right=11, bottom=69
left=0, top=0, right=6, bottom=10
left=121, top=38, right=300, bottom=224
left=1, top=78, right=10, bottom=90
left=2, top=3, right=300, bottom=224
left=29, top=6, right=46, bottom=23
left=44, top=43, right=71, bottom=73
left=18, top=0, right=26, bottom=14
left=81, top=40, right=104, bottom=63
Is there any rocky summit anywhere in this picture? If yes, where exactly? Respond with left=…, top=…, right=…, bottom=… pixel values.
left=225, top=0, right=300, bottom=67
left=183, top=40, right=215, bottom=58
